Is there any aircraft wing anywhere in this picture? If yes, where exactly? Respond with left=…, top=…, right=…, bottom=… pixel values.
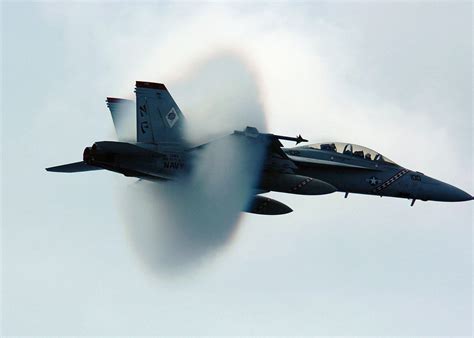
left=232, top=127, right=303, bottom=174
left=191, top=127, right=303, bottom=174
left=46, top=161, right=102, bottom=173
left=262, top=133, right=299, bottom=173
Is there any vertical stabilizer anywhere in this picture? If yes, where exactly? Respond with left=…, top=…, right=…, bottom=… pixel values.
left=135, top=81, right=185, bottom=144
left=106, top=97, right=135, bottom=141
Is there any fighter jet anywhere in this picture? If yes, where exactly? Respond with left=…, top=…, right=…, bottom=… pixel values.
left=46, top=81, right=472, bottom=215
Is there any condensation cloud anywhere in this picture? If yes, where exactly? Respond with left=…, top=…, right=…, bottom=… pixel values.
left=120, top=53, right=266, bottom=276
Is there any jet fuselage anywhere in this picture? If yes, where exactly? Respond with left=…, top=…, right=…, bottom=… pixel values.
left=283, top=144, right=472, bottom=203
left=47, top=81, right=472, bottom=214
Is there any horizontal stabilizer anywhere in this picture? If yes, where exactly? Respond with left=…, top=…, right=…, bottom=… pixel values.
left=46, top=161, right=102, bottom=173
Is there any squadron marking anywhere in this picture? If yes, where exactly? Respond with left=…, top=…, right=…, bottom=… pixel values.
left=372, top=169, right=410, bottom=193
left=166, top=107, right=179, bottom=128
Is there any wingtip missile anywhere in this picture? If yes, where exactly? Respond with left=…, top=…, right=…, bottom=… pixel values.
left=273, top=133, right=308, bottom=145
left=295, top=134, right=308, bottom=145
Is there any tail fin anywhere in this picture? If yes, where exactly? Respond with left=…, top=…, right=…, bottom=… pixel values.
left=106, top=97, right=135, bottom=141
left=135, top=81, right=185, bottom=144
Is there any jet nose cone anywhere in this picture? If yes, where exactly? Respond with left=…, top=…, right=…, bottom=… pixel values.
left=422, top=177, right=472, bottom=202
left=442, top=184, right=472, bottom=202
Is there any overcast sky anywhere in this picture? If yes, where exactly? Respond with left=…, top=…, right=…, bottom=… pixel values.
left=1, top=1, right=472, bottom=336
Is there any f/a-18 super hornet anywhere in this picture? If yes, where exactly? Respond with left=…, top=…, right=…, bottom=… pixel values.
left=47, top=81, right=472, bottom=215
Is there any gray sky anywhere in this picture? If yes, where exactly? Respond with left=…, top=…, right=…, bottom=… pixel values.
left=1, top=1, right=472, bottom=336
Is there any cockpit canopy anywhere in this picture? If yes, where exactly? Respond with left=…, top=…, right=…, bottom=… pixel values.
left=306, top=142, right=397, bottom=165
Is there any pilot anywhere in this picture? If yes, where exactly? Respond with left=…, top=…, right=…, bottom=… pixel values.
left=365, top=153, right=372, bottom=160
left=343, top=144, right=352, bottom=155
left=320, top=143, right=337, bottom=152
